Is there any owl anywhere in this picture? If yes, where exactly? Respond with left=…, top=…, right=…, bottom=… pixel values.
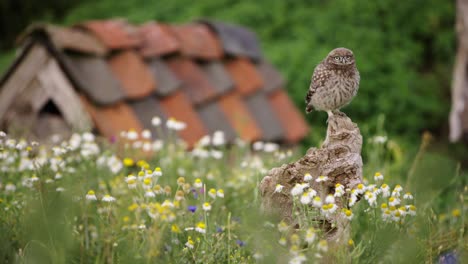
left=305, top=48, right=360, bottom=117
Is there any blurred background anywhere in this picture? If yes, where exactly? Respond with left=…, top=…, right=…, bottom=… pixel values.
left=0, top=1, right=466, bottom=262
left=0, top=0, right=462, bottom=157
left=0, top=0, right=456, bottom=142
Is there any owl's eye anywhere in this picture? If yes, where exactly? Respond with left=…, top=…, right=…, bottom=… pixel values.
left=334, top=57, right=340, bottom=61
left=346, top=55, right=352, bottom=59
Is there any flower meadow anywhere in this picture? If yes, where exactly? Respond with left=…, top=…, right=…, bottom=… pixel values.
left=0, top=119, right=466, bottom=263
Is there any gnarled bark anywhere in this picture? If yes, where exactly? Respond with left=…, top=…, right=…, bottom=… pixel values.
left=259, top=112, right=362, bottom=242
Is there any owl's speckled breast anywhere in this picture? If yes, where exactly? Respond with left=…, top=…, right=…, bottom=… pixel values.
left=311, top=69, right=359, bottom=111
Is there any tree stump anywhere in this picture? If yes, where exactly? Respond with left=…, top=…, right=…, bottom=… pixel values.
left=259, top=112, right=363, bottom=242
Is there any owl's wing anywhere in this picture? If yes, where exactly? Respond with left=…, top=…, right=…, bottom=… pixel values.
left=305, top=63, right=328, bottom=105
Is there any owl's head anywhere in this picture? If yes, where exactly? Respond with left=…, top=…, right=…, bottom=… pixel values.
left=326, top=48, right=355, bottom=66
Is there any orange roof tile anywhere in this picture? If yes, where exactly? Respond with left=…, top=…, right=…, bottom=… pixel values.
left=138, top=22, right=180, bottom=58
left=108, top=50, right=157, bottom=99
left=167, top=57, right=218, bottom=105
left=225, top=58, right=264, bottom=96
left=80, top=20, right=141, bottom=49
left=268, top=89, right=310, bottom=143
left=170, top=23, right=223, bottom=60
left=80, top=96, right=143, bottom=138
left=159, top=90, right=207, bottom=146
left=218, top=91, right=262, bottom=142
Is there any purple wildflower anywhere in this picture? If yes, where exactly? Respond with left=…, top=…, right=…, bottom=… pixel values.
left=188, top=205, right=197, bottom=213
left=236, top=240, right=245, bottom=247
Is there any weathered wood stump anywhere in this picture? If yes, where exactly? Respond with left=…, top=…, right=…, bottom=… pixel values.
left=259, top=112, right=363, bottom=242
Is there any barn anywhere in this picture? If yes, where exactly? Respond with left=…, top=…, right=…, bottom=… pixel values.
left=0, top=19, right=309, bottom=146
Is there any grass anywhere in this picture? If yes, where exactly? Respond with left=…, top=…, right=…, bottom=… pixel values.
left=0, top=119, right=466, bottom=263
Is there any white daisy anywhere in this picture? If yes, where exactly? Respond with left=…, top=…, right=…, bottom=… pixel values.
left=151, top=116, right=161, bottom=127
left=312, top=196, right=322, bottom=208
left=315, top=175, right=329, bottom=183
left=305, top=228, right=316, bottom=244
left=274, top=184, right=284, bottom=193
left=86, top=190, right=97, bottom=201
left=381, top=184, right=390, bottom=197
left=300, top=192, right=311, bottom=204
left=325, top=194, right=335, bottom=204
left=388, top=196, right=400, bottom=207
left=342, top=209, right=353, bottom=220
left=202, top=202, right=212, bottom=211
left=374, top=172, right=384, bottom=181
left=102, top=194, right=116, bottom=203
left=291, top=183, right=304, bottom=196
left=403, top=192, right=413, bottom=200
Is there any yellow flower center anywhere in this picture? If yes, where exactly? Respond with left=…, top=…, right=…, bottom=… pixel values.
left=143, top=178, right=152, bottom=185
left=196, top=222, right=206, bottom=229
left=123, top=158, right=134, bottom=167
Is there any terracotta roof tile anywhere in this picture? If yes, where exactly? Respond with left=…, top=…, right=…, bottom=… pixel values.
left=257, top=60, right=285, bottom=93
left=79, top=20, right=141, bottom=49
left=201, top=62, right=234, bottom=95
left=225, top=58, right=264, bottom=96
left=245, top=92, right=285, bottom=142
left=129, top=97, right=169, bottom=138
left=108, top=51, right=157, bottom=99
left=197, top=101, right=237, bottom=142
left=147, top=58, right=181, bottom=97
left=167, top=57, right=218, bottom=105
left=62, top=53, right=125, bottom=105
left=170, top=23, right=223, bottom=60
left=268, top=89, right=309, bottom=143
left=80, top=96, right=143, bottom=139
left=138, top=22, right=180, bottom=58
left=202, top=21, right=262, bottom=60
left=159, top=90, right=207, bottom=146
left=218, top=92, right=262, bottom=142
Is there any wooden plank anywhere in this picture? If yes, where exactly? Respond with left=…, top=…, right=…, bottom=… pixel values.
left=17, top=78, right=50, bottom=112
left=37, top=59, right=92, bottom=131
left=0, top=44, right=49, bottom=122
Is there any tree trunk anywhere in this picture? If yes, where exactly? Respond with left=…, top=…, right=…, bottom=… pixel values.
left=450, top=0, right=468, bottom=142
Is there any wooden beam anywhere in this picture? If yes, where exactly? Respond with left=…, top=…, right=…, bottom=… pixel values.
left=16, top=78, right=50, bottom=112
left=0, top=44, right=49, bottom=122
left=37, top=59, right=92, bottom=132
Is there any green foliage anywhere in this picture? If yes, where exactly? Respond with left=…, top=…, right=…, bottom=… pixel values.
left=0, top=50, right=15, bottom=78
left=0, top=0, right=82, bottom=50
left=59, top=0, right=456, bottom=140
